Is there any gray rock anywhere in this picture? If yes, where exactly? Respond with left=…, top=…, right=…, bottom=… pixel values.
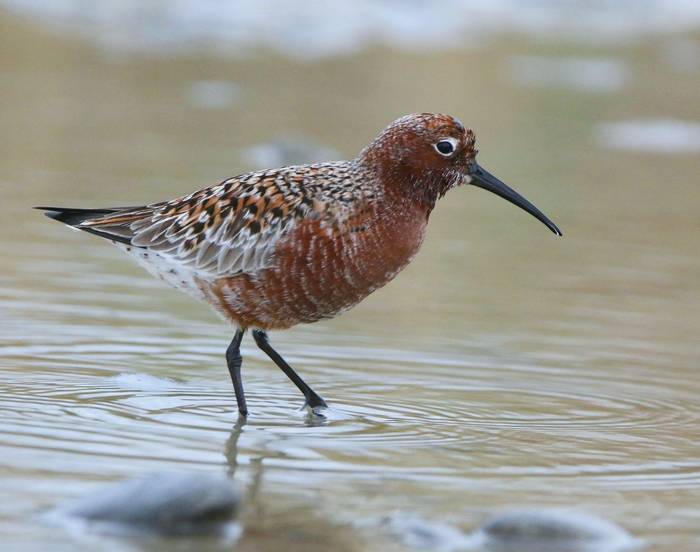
left=477, top=509, right=640, bottom=552
left=52, top=472, right=240, bottom=536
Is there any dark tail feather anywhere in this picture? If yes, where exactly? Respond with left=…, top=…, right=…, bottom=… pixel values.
left=34, top=206, right=137, bottom=245
left=34, top=206, right=125, bottom=226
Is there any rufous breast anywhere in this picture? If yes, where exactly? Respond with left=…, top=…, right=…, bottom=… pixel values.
left=204, top=195, right=428, bottom=330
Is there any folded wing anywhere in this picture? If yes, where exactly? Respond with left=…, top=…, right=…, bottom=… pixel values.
left=78, top=171, right=314, bottom=279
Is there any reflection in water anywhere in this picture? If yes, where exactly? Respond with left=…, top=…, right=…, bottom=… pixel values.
left=223, top=420, right=373, bottom=552
left=1, top=7, right=700, bottom=552
left=225, top=418, right=247, bottom=479
left=225, top=416, right=270, bottom=522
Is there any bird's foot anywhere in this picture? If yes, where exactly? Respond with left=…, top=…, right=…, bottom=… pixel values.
left=301, top=394, right=328, bottom=419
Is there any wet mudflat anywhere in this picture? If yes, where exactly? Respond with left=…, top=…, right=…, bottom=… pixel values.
left=1, top=6, right=699, bottom=551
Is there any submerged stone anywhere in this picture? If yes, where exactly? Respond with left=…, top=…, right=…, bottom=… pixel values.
left=52, top=472, right=240, bottom=536
left=375, top=509, right=640, bottom=552
left=477, top=509, right=640, bottom=551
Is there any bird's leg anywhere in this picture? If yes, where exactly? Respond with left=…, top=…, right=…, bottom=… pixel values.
left=226, top=329, right=248, bottom=417
left=252, top=329, right=328, bottom=410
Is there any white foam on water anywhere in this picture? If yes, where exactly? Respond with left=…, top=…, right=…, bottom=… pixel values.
left=242, top=136, right=340, bottom=169
left=3, top=0, right=700, bottom=59
left=375, top=512, right=476, bottom=551
left=186, top=80, right=240, bottom=109
left=596, top=119, right=700, bottom=153
left=506, top=55, right=629, bottom=93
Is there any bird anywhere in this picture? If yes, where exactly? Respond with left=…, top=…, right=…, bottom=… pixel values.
left=37, top=113, right=561, bottom=417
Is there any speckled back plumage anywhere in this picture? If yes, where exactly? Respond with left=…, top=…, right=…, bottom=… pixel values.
left=85, top=161, right=378, bottom=274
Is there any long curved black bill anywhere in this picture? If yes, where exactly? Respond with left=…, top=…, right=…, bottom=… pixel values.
left=470, top=164, right=562, bottom=236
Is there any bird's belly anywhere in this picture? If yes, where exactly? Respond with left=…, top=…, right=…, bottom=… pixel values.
left=205, top=213, right=427, bottom=330
left=114, top=242, right=207, bottom=301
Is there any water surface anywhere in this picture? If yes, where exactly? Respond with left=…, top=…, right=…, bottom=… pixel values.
left=1, top=9, right=700, bottom=551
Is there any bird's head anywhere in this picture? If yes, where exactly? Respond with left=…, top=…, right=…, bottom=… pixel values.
left=361, top=113, right=561, bottom=236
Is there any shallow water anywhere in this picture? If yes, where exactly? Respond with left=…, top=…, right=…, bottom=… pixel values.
left=1, top=8, right=700, bottom=552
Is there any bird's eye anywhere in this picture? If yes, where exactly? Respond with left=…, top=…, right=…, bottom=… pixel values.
left=434, top=139, right=457, bottom=156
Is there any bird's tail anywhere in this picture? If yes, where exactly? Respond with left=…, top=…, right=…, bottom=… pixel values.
left=34, top=206, right=144, bottom=245
left=35, top=206, right=125, bottom=226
